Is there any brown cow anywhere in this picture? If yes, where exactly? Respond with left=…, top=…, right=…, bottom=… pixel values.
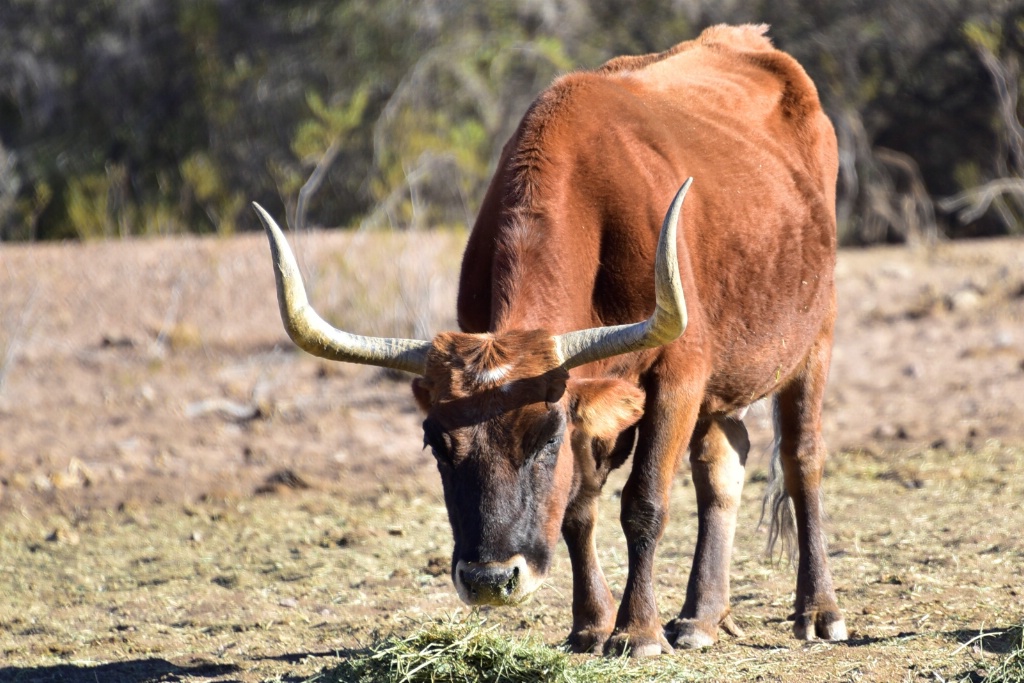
left=253, top=24, right=847, bottom=656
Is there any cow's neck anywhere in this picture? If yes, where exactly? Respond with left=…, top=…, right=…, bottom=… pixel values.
left=487, top=203, right=601, bottom=338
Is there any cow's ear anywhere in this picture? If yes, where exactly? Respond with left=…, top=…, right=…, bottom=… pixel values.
left=569, top=379, right=645, bottom=440
left=411, top=377, right=434, bottom=413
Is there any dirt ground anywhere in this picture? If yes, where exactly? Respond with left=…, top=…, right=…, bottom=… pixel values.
left=1, top=231, right=1023, bottom=682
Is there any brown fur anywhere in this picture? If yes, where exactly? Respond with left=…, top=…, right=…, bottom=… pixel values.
left=425, top=24, right=844, bottom=655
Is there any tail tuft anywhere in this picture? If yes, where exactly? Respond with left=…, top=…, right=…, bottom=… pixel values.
left=759, top=397, right=797, bottom=563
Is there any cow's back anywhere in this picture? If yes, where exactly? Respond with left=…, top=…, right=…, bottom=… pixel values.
left=596, top=24, right=839, bottom=405
left=603, top=24, right=836, bottom=204
left=459, top=25, right=838, bottom=408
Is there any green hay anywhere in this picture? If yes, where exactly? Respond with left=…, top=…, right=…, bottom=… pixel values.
left=314, top=618, right=699, bottom=683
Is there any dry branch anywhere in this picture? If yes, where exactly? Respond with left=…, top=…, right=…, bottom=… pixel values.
left=939, top=177, right=1024, bottom=225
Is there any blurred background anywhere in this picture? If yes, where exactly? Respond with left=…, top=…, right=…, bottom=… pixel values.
left=1, top=0, right=1022, bottom=245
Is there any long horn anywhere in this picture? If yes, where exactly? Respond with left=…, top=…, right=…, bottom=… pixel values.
left=253, top=203, right=432, bottom=375
left=553, top=178, right=691, bottom=370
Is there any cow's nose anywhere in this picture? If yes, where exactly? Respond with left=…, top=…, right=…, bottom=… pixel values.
left=458, top=562, right=520, bottom=604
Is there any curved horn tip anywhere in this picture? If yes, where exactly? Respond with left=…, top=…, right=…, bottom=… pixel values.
left=553, top=179, right=691, bottom=369
left=652, top=178, right=690, bottom=340
left=251, top=202, right=280, bottom=232
left=251, top=200, right=432, bottom=376
left=666, top=177, right=693, bottom=219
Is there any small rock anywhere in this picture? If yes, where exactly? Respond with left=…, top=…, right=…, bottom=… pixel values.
left=254, top=468, right=311, bottom=495
left=279, top=597, right=298, bottom=608
left=49, top=471, right=82, bottom=490
left=946, top=287, right=981, bottom=312
left=318, top=529, right=353, bottom=548
left=46, top=527, right=80, bottom=546
left=100, top=335, right=136, bottom=349
left=873, top=424, right=898, bottom=440
left=901, top=363, right=921, bottom=379
left=212, top=574, right=241, bottom=588
left=389, top=567, right=412, bottom=580
left=423, top=556, right=449, bottom=577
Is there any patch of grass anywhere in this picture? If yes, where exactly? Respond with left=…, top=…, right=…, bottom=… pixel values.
left=974, top=623, right=1024, bottom=683
left=315, top=617, right=699, bottom=683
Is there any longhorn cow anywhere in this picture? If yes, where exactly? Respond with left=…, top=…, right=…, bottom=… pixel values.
left=253, top=24, right=846, bottom=655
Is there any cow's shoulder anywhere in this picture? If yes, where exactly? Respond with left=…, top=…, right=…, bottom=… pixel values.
left=597, top=25, right=824, bottom=128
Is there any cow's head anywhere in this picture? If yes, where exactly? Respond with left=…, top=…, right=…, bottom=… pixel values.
left=252, top=179, right=692, bottom=606
left=409, top=329, right=648, bottom=604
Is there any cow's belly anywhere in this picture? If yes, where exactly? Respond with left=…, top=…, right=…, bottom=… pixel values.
left=700, top=282, right=833, bottom=414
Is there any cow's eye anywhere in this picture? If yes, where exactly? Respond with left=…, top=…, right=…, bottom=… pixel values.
left=524, top=409, right=565, bottom=462
left=422, top=419, right=452, bottom=463
left=530, top=432, right=562, bottom=462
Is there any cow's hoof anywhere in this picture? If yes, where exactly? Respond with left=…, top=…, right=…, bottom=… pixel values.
left=566, top=628, right=612, bottom=654
left=793, top=610, right=848, bottom=641
left=665, top=614, right=742, bottom=649
left=603, top=629, right=674, bottom=657
left=665, top=618, right=717, bottom=649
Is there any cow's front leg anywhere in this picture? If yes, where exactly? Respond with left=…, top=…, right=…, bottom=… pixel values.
left=605, top=380, right=700, bottom=657
left=562, top=495, right=615, bottom=653
left=666, top=415, right=748, bottom=648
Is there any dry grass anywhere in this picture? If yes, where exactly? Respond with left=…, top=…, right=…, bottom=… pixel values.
left=294, top=227, right=465, bottom=340
left=2, top=444, right=1022, bottom=682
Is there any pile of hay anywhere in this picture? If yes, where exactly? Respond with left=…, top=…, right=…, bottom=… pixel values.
left=316, top=618, right=696, bottom=683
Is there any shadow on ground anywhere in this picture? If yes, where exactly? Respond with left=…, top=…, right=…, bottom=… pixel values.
left=0, top=659, right=239, bottom=683
left=948, top=624, right=1023, bottom=655
left=255, top=649, right=349, bottom=664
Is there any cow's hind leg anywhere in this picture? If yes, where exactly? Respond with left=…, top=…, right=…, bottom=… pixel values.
left=666, top=415, right=748, bottom=648
left=769, top=338, right=847, bottom=641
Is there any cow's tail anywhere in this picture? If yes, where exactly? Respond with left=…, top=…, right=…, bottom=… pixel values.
left=759, top=396, right=797, bottom=562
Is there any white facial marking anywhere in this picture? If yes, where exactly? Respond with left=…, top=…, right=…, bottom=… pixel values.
left=475, top=363, right=511, bottom=386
